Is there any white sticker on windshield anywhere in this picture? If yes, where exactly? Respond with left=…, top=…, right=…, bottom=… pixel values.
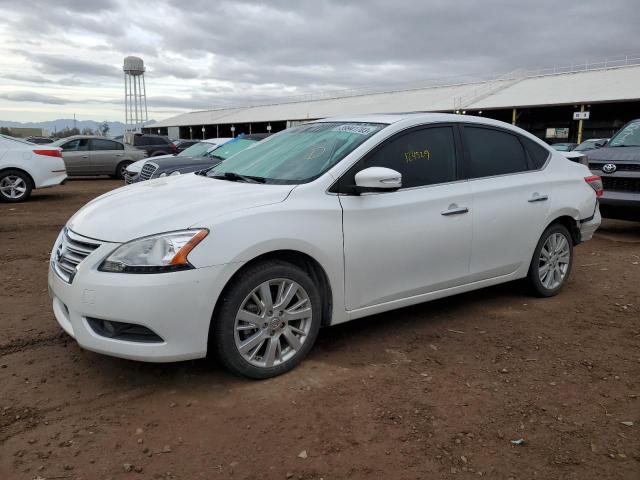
left=332, top=124, right=377, bottom=135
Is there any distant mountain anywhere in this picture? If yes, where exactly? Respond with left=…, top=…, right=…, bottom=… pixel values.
left=0, top=119, right=155, bottom=137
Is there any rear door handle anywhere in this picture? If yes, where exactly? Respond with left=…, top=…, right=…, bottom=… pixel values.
left=441, top=204, right=469, bottom=216
left=528, top=193, right=548, bottom=203
left=81, top=155, right=89, bottom=159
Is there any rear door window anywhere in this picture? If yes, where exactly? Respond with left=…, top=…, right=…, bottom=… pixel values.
left=462, top=126, right=529, bottom=178
left=90, top=139, right=123, bottom=151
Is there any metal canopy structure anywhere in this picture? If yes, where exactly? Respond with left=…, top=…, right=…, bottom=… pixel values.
left=148, top=62, right=640, bottom=130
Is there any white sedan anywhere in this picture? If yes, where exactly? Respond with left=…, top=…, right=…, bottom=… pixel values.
left=0, top=134, right=67, bottom=202
left=48, top=114, right=601, bottom=378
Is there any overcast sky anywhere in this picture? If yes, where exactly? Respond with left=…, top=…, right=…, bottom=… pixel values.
left=0, top=0, right=638, bottom=123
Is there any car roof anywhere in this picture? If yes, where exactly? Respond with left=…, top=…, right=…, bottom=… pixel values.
left=60, top=135, right=123, bottom=141
left=312, top=112, right=548, bottom=141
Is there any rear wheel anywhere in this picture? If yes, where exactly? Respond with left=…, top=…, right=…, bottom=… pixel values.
left=114, top=161, right=132, bottom=180
left=527, top=223, right=573, bottom=297
left=212, top=260, right=321, bottom=379
left=0, top=170, right=32, bottom=202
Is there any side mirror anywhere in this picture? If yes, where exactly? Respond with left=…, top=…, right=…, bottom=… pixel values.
left=354, top=167, right=402, bottom=193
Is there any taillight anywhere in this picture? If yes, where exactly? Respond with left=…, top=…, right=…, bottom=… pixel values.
left=584, top=175, right=603, bottom=197
left=33, top=149, right=62, bottom=158
left=170, top=143, right=178, bottom=152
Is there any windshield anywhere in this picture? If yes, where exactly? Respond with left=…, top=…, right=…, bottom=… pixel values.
left=48, top=138, right=69, bottom=147
left=208, top=122, right=385, bottom=184
left=608, top=121, right=640, bottom=147
left=178, top=141, right=218, bottom=157
left=574, top=141, right=597, bottom=151
left=208, top=138, right=257, bottom=160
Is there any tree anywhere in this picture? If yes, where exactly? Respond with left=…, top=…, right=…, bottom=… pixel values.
left=99, top=121, right=110, bottom=137
left=81, top=128, right=94, bottom=136
left=57, top=127, right=80, bottom=138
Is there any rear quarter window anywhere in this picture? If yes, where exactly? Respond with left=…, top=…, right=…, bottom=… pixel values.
left=520, top=137, right=550, bottom=169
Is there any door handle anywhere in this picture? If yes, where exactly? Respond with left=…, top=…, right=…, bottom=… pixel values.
left=441, top=204, right=469, bottom=216
left=528, top=193, right=548, bottom=203
left=81, top=155, right=89, bottom=159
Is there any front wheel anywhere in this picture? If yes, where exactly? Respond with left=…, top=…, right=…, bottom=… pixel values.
left=211, top=260, right=321, bottom=379
left=0, top=170, right=32, bottom=202
left=527, top=224, right=574, bottom=297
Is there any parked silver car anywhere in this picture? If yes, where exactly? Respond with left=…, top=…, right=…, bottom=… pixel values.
left=50, top=136, right=147, bottom=179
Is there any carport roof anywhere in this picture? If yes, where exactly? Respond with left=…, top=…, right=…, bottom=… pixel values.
left=149, top=65, right=640, bottom=128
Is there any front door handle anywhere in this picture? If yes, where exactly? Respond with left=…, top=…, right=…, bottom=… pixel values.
left=528, top=193, right=549, bottom=203
left=441, top=204, right=469, bottom=216
left=81, top=155, right=89, bottom=159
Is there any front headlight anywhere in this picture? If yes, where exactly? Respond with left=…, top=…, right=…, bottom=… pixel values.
left=159, top=172, right=167, bottom=178
left=99, top=229, right=208, bottom=273
left=170, top=171, right=181, bottom=176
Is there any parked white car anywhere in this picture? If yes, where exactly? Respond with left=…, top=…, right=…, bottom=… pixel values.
left=48, top=114, right=601, bottom=378
left=0, top=134, right=67, bottom=202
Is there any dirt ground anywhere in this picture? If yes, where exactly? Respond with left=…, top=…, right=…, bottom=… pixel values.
left=1, top=179, right=639, bottom=480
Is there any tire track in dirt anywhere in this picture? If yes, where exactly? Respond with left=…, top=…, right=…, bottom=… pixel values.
left=0, top=332, right=68, bottom=357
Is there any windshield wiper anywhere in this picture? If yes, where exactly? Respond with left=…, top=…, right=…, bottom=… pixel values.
left=209, top=172, right=266, bottom=183
left=610, top=144, right=640, bottom=147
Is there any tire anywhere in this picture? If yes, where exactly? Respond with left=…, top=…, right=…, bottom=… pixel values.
left=115, top=161, right=132, bottom=180
left=527, top=223, right=574, bottom=297
left=0, top=169, right=33, bottom=202
left=211, top=260, right=322, bottom=379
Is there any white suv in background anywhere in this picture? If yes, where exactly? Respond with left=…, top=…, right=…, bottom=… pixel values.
left=0, top=134, right=67, bottom=202
left=48, top=114, right=601, bottom=378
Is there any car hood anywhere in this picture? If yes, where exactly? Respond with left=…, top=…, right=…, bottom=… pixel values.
left=68, top=174, right=295, bottom=242
left=151, top=155, right=215, bottom=171
left=587, top=146, right=640, bottom=162
left=126, top=158, right=148, bottom=173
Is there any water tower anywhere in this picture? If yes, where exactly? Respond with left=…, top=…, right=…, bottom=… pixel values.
left=123, top=56, right=148, bottom=133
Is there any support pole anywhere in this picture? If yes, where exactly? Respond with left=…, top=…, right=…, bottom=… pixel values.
left=133, top=74, right=139, bottom=132
left=124, top=73, right=128, bottom=131
left=577, top=105, right=585, bottom=144
left=142, top=74, right=148, bottom=125
left=512, top=108, right=517, bottom=125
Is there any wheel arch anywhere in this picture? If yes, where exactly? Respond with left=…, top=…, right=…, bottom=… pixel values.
left=543, top=214, right=581, bottom=245
left=211, top=249, right=334, bottom=333
left=0, top=167, right=35, bottom=189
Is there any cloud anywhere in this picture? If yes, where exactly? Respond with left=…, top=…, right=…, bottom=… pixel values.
left=13, top=51, right=121, bottom=78
left=0, top=0, right=639, bottom=122
left=0, top=91, right=77, bottom=105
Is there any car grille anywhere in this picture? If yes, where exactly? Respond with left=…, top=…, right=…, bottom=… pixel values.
left=589, top=162, right=640, bottom=172
left=124, top=172, right=138, bottom=185
left=139, top=163, right=158, bottom=181
left=601, top=177, right=640, bottom=193
left=53, top=228, right=101, bottom=283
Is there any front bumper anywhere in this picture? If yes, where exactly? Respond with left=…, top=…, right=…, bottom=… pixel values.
left=48, top=241, right=239, bottom=362
left=598, top=191, right=640, bottom=221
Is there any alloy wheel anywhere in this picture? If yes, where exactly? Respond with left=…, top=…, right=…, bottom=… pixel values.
left=0, top=175, right=27, bottom=200
left=538, top=232, right=571, bottom=290
left=233, top=278, right=313, bottom=368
